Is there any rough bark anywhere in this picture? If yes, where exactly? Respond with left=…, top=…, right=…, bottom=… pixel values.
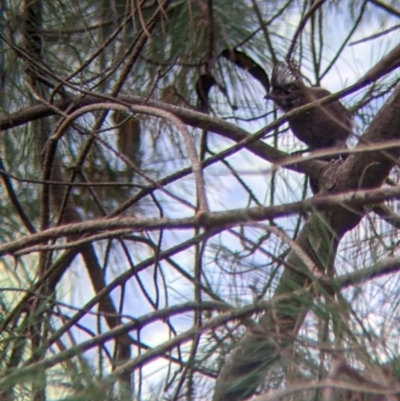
left=212, top=84, right=400, bottom=401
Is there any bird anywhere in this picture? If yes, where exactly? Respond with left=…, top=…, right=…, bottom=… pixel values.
left=265, top=61, right=353, bottom=154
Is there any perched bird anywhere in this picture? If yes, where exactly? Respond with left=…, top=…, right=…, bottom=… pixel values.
left=266, top=61, right=353, bottom=153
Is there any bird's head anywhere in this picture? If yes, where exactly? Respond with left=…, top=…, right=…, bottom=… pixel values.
left=265, top=61, right=306, bottom=111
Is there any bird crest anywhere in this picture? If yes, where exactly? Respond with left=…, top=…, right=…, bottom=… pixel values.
left=271, top=61, right=301, bottom=88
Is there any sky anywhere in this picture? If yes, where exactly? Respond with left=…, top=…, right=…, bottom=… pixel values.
left=7, top=1, right=400, bottom=398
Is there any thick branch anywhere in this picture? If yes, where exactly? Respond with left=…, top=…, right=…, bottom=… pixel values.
left=0, top=93, right=325, bottom=179
left=2, top=184, right=400, bottom=257
left=212, top=84, right=400, bottom=401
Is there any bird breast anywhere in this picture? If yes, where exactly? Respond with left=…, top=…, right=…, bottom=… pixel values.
left=269, top=85, right=353, bottom=149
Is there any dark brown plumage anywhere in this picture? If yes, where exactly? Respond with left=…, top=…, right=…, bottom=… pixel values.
left=266, top=61, right=353, bottom=151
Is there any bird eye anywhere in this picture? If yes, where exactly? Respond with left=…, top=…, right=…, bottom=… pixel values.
left=282, top=83, right=299, bottom=95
